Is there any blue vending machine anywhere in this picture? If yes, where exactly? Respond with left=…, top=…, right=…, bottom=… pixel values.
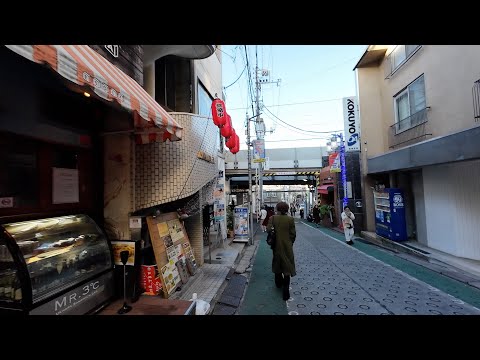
left=373, top=188, right=407, bottom=242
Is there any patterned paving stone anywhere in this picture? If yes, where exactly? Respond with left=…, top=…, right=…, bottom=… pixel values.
left=286, top=223, right=480, bottom=315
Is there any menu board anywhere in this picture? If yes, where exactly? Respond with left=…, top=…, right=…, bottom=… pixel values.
left=147, top=212, right=196, bottom=298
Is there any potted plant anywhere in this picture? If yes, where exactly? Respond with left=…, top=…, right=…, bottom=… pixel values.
left=319, top=204, right=334, bottom=227
left=226, top=205, right=234, bottom=238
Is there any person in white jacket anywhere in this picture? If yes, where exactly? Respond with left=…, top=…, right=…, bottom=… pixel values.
left=341, top=206, right=355, bottom=245
left=259, top=206, right=268, bottom=232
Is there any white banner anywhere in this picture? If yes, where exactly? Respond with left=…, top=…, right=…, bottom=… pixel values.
left=343, top=96, right=360, bottom=152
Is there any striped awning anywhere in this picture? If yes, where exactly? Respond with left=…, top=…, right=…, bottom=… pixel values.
left=5, top=45, right=183, bottom=143
left=318, top=184, right=334, bottom=195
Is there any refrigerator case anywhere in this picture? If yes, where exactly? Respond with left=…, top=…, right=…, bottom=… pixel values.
left=0, top=214, right=114, bottom=315
left=374, top=188, right=407, bottom=242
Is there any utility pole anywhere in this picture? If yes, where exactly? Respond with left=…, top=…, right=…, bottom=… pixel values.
left=246, top=112, right=254, bottom=246
left=254, top=47, right=281, bottom=208
left=255, top=55, right=263, bottom=208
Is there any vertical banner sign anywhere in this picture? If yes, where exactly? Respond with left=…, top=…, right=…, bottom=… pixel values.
left=340, top=135, right=348, bottom=207
left=329, top=152, right=341, bottom=173
left=252, top=139, right=265, bottom=163
left=343, top=96, right=360, bottom=152
left=234, top=207, right=249, bottom=239
left=214, top=158, right=227, bottom=240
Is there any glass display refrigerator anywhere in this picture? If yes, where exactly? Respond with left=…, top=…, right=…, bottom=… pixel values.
left=0, top=214, right=114, bottom=315
left=373, top=188, right=407, bottom=242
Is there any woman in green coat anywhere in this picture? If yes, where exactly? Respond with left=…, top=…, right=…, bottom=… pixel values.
left=267, top=201, right=296, bottom=301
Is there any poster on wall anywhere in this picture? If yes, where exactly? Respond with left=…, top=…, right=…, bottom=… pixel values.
left=167, top=219, right=184, bottom=242
left=52, top=167, right=79, bottom=204
left=161, top=259, right=181, bottom=295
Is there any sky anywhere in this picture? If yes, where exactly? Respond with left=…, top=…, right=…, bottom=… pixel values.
left=221, top=45, right=366, bottom=150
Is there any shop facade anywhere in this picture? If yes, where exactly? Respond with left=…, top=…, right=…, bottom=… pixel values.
left=355, top=45, right=480, bottom=261
left=0, top=45, right=191, bottom=314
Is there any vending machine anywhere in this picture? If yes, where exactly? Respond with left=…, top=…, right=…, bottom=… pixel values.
left=373, top=188, right=407, bottom=242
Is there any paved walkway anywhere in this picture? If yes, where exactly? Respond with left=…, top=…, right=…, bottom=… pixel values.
left=238, top=219, right=480, bottom=315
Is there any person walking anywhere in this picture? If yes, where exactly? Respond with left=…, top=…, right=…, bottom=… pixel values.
left=267, top=201, right=296, bottom=301
left=312, top=205, right=320, bottom=227
left=341, top=205, right=355, bottom=245
left=263, top=206, right=274, bottom=231
left=259, top=206, right=268, bottom=232
left=299, top=207, right=304, bottom=219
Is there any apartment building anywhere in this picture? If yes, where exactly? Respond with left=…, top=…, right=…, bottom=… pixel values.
left=355, top=45, right=480, bottom=261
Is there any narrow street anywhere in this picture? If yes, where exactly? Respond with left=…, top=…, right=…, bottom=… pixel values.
left=238, top=219, right=480, bottom=315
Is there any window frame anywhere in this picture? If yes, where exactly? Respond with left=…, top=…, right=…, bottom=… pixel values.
left=387, top=45, right=422, bottom=78
left=197, top=81, right=223, bottom=153
left=393, top=74, right=426, bottom=133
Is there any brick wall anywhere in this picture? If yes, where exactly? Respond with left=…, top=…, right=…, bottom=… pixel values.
left=135, top=113, right=218, bottom=210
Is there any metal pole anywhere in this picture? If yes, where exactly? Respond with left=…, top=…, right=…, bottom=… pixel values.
left=246, top=113, right=254, bottom=246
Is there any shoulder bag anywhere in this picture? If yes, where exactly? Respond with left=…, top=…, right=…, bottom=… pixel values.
left=266, top=216, right=276, bottom=249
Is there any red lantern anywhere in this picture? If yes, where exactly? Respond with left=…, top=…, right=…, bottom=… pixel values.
left=225, top=129, right=236, bottom=148
left=221, top=115, right=233, bottom=138
left=211, top=98, right=227, bottom=127
left=230, top=133, right=240, bottom=153
left=231, top=140, right=240, bottom=154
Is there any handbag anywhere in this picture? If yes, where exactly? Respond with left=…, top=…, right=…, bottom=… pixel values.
left=266, top=216, right=276, bottom=249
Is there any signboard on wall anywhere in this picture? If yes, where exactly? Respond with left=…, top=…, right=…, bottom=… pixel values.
left=343, top=96, right=360, bottom=152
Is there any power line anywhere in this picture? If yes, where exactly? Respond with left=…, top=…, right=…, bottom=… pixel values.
left=224, top=63, right=247, bottom=90
left=216, top=46, right=235, bottom=61
left=263, top=112, right=324, bottom=137
left=265, top=137, right=331, bottom=142
left=228, top=97, right=343, bottom=111
left=264, top=105, right=343, bottom=134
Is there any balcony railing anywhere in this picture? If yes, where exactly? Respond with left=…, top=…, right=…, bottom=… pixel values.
left=389, top=107, right=431, bottom=148
left=473, top=79, right=480, bottom=122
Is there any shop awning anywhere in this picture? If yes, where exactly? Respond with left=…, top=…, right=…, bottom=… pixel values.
left=4, top=45, right=183, bottom=144
left=318, top=184, right=334, bottom=195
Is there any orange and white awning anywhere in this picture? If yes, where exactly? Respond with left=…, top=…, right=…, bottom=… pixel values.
left=4, top=45, right=183, bottom=143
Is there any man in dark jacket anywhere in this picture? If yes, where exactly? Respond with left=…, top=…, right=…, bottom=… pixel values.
left=267, top=201, right=296, bottom=301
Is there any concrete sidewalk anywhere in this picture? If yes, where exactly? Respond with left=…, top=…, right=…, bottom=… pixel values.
left=170, top=224, right=262, bottom=313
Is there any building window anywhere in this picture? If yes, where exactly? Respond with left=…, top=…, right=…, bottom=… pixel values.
left=198, top=81, right=223, bottom=152
left=155, top=56, right=191, bottom=112
left=386, top=45, right=421, bottom=78
left=393, top=74, right=427, bottom=132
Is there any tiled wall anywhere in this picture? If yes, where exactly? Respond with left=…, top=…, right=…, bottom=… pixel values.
left=184, top=213, right=204, bottom=265
left=135, top=113, right=219, bottom=210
